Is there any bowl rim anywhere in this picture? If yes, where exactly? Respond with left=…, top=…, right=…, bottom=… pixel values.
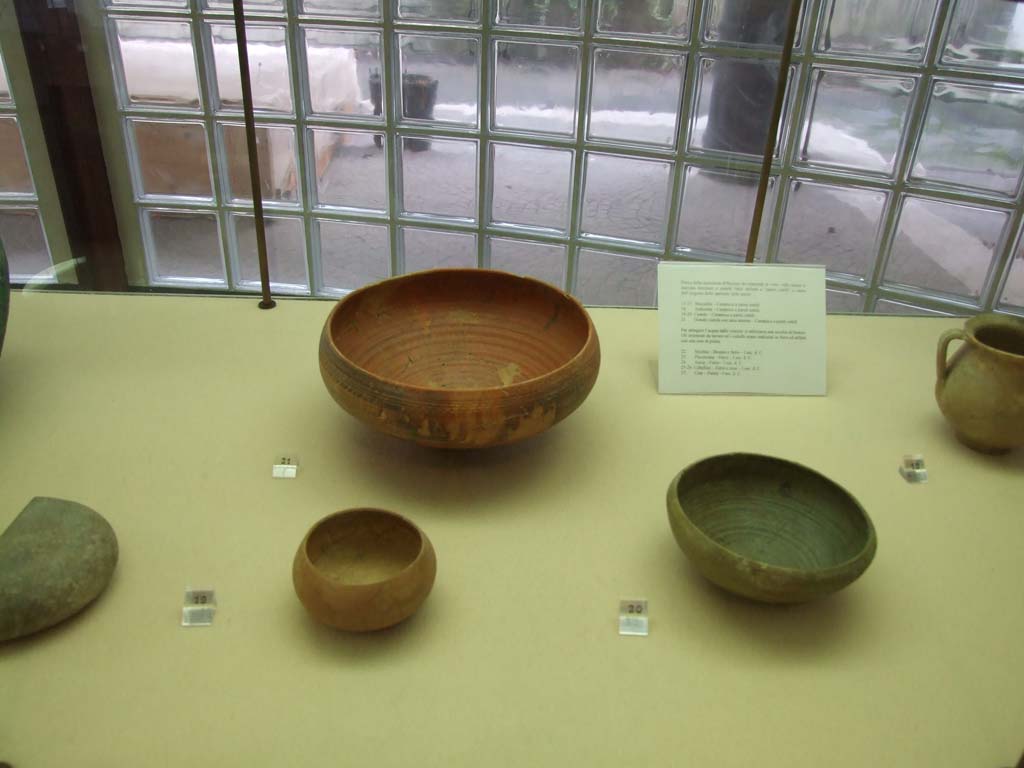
left=322, top=268, right=598, bottom=395
left=300, top=507, right=429, bottom=587
left=668, top=452, right=877, bottom=579
left=962, top=312, right=1024, bottom=362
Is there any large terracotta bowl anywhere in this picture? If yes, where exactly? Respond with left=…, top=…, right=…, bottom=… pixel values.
left=667, top=454, right=877, bottom=603
left=319, top=269, right=600, bottom=448
left=293, top=508, right=436, bottom=632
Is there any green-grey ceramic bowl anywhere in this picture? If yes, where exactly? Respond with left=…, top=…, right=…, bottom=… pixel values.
left=667, top=453, right=877, bottom=603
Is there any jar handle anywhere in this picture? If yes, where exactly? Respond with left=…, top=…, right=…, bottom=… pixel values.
left=936, top=329, right=966, bottom=382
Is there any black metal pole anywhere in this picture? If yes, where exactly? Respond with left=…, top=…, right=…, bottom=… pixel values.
left=232, top=0, right=275, bottom=309
left=744, top=0, right=803, bottom=264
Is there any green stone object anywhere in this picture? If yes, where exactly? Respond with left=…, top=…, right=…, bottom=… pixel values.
left=666, top=454, right=877, bottom=604
left=0, top=241, right=9, bottom=357
left=0, top=497, right=119, bottom=642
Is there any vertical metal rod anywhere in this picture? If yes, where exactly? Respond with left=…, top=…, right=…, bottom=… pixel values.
left=744, top=0, right=803, bottom=264
left=232, top=0, right=276, bottom=309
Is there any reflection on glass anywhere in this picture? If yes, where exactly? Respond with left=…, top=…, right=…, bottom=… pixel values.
left=797, top=68, right=914, bottom=175
left=943, top=0, right=1024, bottom=71
left=109, top=0, right=188, bottom=8
left=311, top=129, right=387, bottom=211
left=0, top=52, right=10, bottom=103
left=589, top=48, right=685, bottom=146
left=826, top=289, right=865, bottom=313
left=817, top=0, right=938, bottom=60
left=691, top=57, right=793, bottom=158
left=911, top=81, right=1024, bottom=197
left=597, top=0, right=690, bottom=38
left=884, top=196, right=1009, bottom=299
left=675, top=166, right=774, bottom=259
left=401, top=136, right=478, bottom=220
left=493, top=41, right=578, bottom=136
left=1000, top=244, right=1024, bottom=308
left=402, top=227, right=477, bottom=272
left=398, top=0, right=479, bottom=22
left=490, top=143, right=572, bottom=232
left=222, top=123, right=300, bottom=205
left=319, top=219, right=390, bottom=292
left=115, top=19, right=200, bottom=109
left=777, top=179, right=886, bottom=278
left=301, top=0, right=381, bottom=17
left=704, top=0, right=800, bottom=47
left=205, top=0, right=285, bottom=10
left=399, top=35, right=479, bottom=126
left=575, top=249, right=657, bottom=307
left=0, top=118, right=33, bottom=194
left=210, top=23, right=292, bottom=112
left=873, top=298, right=952, bottom=316
left=488, top=238, right=566, bottom=288
left=132, top=120, right=213, bottom=199
left=146, top=209, right=225, bottom=284
left=581, top=153, right=671, bottom=246
left=497, top=0, right=579, bottom=29
left=303, top=28, right=380, bottom=117
left=232, top=214, right=308, bottom=293
left=0, top=207, right=51, bottom=278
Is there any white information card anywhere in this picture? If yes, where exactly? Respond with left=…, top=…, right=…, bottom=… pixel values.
left=657, top=262, right=826, bottom=395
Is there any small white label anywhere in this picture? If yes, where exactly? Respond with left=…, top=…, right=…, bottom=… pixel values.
left=182, top=588, right=217, bottom=627
left=899, top=454, right=928, bottom=483
left=618, top=599, right=649, bottom=636
left=272, top=456, right=298, bottom=479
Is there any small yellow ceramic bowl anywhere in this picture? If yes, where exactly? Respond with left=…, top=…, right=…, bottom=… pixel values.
left=293, top=508, right=436, bottom=631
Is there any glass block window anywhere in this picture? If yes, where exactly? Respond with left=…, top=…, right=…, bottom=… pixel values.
left=493, top=41, right=578, bottom=135
left=909, top=80, right=1024, bottom=197
left=0, top=49, right=10, bottom=104
left=588, top=47, right=686, bottom=147
left=795, top=67, right=915, bottom=176
left=91, top=0, right=1024, bottom=315
left=576, top=248, right=658, bottom=307
left=675, top=165, right=776, bottom=260
left=817, top=0, right=939, bottom=62
left=317, top=218, right=390, bottom=293
left=826, top=287, right=864, bottom=313
left=0, top=41, right=56, bottom=281
left=776, top=179, right=886, bottom=278
left=999, top=238, right=1024, bottom=311
left=882, top=196, right=1009, bottom=300
left=757, top=0, right=1024, bottom=316
left=942, top=0, right=1024, bottom=71
left=230, top=212, right=309, bottom=292
left=488, top=236, right=566, bottom=287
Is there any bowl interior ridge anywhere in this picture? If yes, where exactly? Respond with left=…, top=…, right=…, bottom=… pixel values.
left=676, top=457, right=871, bottom=571
left=306, top=510, right=423, bottom=586
left=329, top=272, right=591, bottom=389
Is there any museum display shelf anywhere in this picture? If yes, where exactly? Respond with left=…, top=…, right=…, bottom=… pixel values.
left=0, top=291, right=1021, bottom=767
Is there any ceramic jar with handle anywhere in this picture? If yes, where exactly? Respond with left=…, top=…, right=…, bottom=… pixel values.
left=935, top=313, right=1024, bottom=453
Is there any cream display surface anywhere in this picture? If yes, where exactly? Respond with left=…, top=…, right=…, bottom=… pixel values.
left=0, top=292, right=1020, bottom=768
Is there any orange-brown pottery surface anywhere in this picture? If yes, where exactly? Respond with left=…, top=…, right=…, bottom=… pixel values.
left=293, top=508, right=436, bottom=632
left=319, top=269, right=600, bottom=448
